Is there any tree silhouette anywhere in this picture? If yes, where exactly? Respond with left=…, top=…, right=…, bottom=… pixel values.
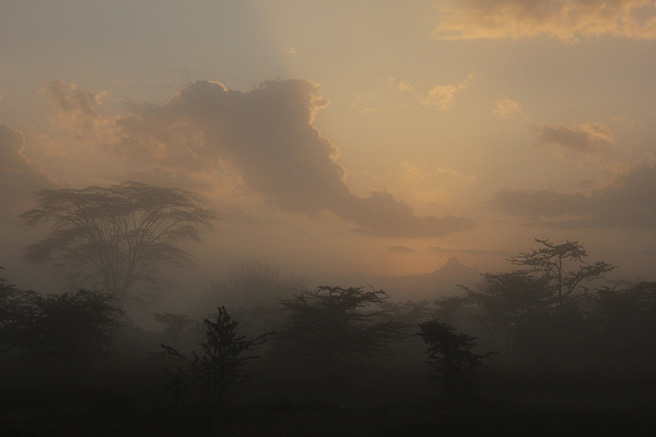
left=21, top=182, right=217, bottom=307
left=418, top=321, right=493, bottom=401
left=509, top=239, right=614, bottom=308
left=0, top=269, right=38, bottom=357
left=277, top=286, right=405, bottom=364
left=26, top=289, right=124, bottom=362
left=458, top=271, right=552, bottom=351
left=161, top=306, right=270, bottom=412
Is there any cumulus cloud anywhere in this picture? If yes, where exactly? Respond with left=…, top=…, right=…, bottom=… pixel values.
left=111, top=80, right=473, bottom=237
left=433, top=0, right=656, bottom=42
left=0, top=125, right=54, bottom=224
left=493, top=164, right=656, bottom=229
left=537, top=122, right=614, bottom=155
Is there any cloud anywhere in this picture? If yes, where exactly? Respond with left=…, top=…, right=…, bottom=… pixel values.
left=537, top=122, right=614, bottom=155
left=388, top=245, right=415, bottom=253
left=437, top=167, right=477, bottom=182
left=433, top=0, right=656, bottom=42
left=494, top=99, right=527, bottom=119
left=354, top=75, right=473, bottom=113
left=43, top=79, right=108, bottom=133
left=493, top=164, right=656, bottom=229
left=111, top=80, right=473, bottom=238
left=418, top=74, right=474, bottom=111
left=0, top=125, right=54, bottom=225
left=282, top=47, right=298, bottom=56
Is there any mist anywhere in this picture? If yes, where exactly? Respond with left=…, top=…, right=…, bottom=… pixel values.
left=3, top=0, right=656, bottom=434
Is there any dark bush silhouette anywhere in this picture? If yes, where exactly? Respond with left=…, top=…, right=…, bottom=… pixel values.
left=161, top=306, right=270, bottom=413
left=418, top=320, right=493, bottom=401
left=0, top=270, right=38, bottom=357
left=26, top=289, right=124, bottom=362
left=594, top=281, right=656, bottom=358
left=21, top=182, right=217, bottom=308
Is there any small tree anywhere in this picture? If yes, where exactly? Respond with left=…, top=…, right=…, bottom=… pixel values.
left=418, top=321, right=493, bottom=401
left=21, top=182, right=217, bottom=308
left=161, top=306, right=270, bottom=412
left=276, top=286, right=405, bottom=364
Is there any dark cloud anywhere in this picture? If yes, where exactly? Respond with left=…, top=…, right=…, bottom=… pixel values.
left=493, top=165, right=656, bottom=229
left=387, top=245, right=415, bottom=253
left=0, top=125, right=54, bottom=225
left=537, top=123, right=613, bottom=155
left=112, top=80, right=473, bottom=238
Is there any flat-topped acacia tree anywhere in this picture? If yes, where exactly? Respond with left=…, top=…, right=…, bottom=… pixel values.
left=21, top=182, right=217, bottom=308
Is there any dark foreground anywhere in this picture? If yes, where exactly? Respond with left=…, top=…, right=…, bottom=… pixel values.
left=3, top=385, right=656, bottom=436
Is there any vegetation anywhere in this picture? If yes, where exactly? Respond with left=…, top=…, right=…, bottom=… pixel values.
left=276, top=285, right=406, bottom=364
left=508, top=238, right=615, bottom=308
left=1, top=271, right=122, bottom=361
left=3, top=238, right=656, bottom=435
left=418, top=321, right=493, bottom=401
left=20, top=182, right=217, bottom=308
left=0, top=271, right=38, bottom=357
left=161, top=306, right=271, bottom=413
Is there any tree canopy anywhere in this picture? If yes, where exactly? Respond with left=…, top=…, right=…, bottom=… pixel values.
left=509, top=239, right=615, bottom=308
left=21, top=182, right=217, bottom=307
left=276, top=286, right=406, bottom=363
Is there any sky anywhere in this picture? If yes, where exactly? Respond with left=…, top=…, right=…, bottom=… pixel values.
left=2, top=0, right=656, bottom=294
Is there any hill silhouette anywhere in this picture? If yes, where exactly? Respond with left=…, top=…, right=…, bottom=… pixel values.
left=369, top=257, right=480, bottom=301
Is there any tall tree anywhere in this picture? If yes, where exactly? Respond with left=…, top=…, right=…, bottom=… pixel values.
left=21, top=182, right=217, bottom=307
left=509, top=239, right=615, bottom=308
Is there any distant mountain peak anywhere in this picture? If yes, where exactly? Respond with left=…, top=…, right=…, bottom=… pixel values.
left=441, top=256, right=463, bottom=270
left=432, top=256, right=478, bottom=278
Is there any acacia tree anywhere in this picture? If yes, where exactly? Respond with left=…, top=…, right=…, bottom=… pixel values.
left=276, top=286, right=406, bottom=364
left=509, top=239, right=615, bottom=308
left=21, top=182, right=217, bottom=308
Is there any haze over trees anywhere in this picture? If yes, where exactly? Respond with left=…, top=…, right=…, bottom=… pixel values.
left=20, top=182, right=217, bottom=308
left=3, top=238, right=656, bottom=434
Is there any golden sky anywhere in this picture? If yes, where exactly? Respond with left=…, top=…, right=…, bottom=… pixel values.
left=1, top=1, right=656, bottom=288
